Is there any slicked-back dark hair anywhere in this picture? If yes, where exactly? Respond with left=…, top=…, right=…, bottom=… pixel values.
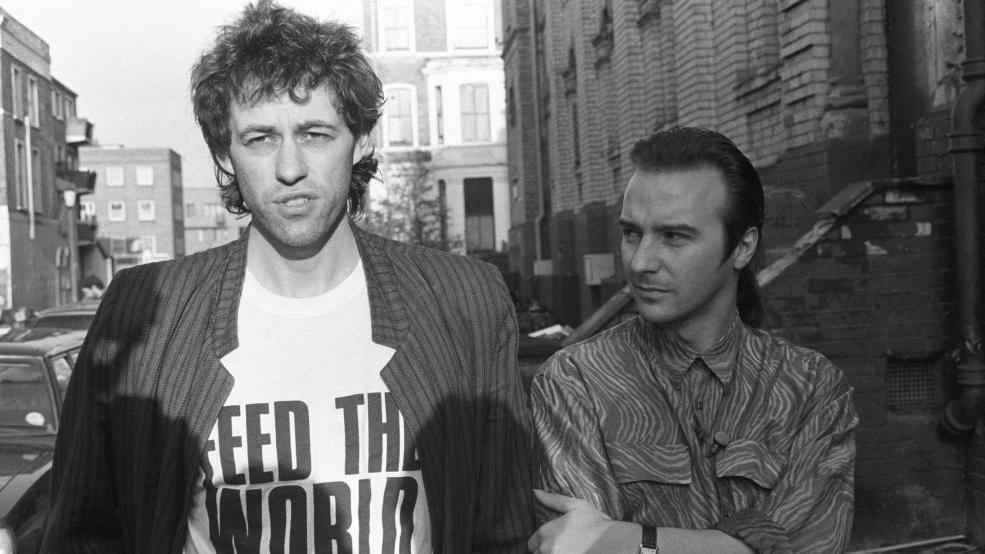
left=629, top=126, right=766, bottom=326
left=191, top=0, right=382, bottom=216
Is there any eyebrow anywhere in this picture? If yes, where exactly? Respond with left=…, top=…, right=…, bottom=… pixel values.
left=295, top=119, right=342, bottom=132
left=237, top=120, right=342, bottom=136
left=618, top=218, right=700, bottom=235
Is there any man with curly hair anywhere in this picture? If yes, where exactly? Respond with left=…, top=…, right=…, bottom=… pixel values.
left=42, top=2, right=534, bottom=552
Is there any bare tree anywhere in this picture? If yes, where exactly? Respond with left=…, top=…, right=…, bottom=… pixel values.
left=361, top=161, right=460, bottom=252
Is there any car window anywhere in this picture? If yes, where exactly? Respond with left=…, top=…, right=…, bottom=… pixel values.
left=0, top=361, right=54, bottom=432
left=51, top=355, right=73, bottom=400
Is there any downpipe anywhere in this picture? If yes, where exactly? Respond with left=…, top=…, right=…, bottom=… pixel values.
left=941, top=0, right=985, bottom=439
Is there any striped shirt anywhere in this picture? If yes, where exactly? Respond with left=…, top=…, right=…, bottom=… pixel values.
left=531, top=314, right=858, bottom=553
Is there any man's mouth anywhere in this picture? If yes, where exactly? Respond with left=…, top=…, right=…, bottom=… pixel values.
left=281, top=196, right=311, bottom=207
left=633, top=283, right=671, bottom=294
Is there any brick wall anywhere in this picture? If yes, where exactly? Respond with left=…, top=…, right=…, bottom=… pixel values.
left=505, top=0, right=896, bottom=322
left=762, top=179, right=965, bottom=546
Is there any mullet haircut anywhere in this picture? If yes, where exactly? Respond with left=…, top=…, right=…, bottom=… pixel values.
left=191, top=0, right=383, bottom=216
left=629, top=126, right=766, bottom=326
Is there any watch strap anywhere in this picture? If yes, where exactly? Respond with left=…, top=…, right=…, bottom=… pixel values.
left=639, top=524, right=658, bottom=553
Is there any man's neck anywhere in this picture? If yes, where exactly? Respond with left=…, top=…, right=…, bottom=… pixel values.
left=246, top=222, right=361, bottom=298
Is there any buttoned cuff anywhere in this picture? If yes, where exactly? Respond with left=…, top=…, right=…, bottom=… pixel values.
left=712, top=508, right=793, bottom=554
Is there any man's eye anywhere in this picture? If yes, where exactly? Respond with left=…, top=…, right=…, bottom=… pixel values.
left=664, top=231, right=687, bottom=243
left=301, top=132, right=332, bottom=143
left=246, top=135, right=274, bottom=146
left=621, top=228, right=641, bottom=241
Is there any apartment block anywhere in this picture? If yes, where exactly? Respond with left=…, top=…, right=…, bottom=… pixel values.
left=79, top=146, right=184, bottom=270
left=0, top=8, right=99, bottom=310
left=182, top=185, right=247, bottom=255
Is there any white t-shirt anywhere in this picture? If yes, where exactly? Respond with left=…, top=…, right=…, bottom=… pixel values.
left=185, top=261, right=432, bottom=553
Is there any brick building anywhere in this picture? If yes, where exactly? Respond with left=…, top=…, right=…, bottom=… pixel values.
left=504, top=0, right=984, bottom=548
left=79, top=146, right=184, bottom=270
left=0, top=8, right=100, bottom=310
left=362, top=0, right=511, bottom=257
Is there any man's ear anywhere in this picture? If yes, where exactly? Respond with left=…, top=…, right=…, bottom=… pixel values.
left=732, top=227, right=759, bottom=271
left=352, top=134, right=371, bottom=165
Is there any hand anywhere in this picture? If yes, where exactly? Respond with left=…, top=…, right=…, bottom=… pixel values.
left=527, top=489, right=640, bottom=554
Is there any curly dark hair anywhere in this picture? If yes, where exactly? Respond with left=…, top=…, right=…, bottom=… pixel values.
left=191, top=0, right=383, bottom=216
left=630, top=127, right=766, bottom=327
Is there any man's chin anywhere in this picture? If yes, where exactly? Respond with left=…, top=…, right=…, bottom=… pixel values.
left=634, top=301, right=676, bottom=326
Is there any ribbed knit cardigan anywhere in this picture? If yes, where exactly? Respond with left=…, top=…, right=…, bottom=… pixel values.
left=41, top=224, right=535, bottom=553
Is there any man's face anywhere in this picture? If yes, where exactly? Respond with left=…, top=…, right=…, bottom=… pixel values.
left=219, top=86, right=368, bottom=257
left=619, top=167, right=753, bottom=336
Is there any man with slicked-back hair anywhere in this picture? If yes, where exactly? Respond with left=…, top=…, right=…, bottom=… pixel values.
left=528, top=128, right=857, bottom=554
left=42, top=2, right=534, bottom=552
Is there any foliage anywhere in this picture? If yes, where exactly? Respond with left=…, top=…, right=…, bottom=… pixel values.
left=360, top=162, right=460, bottom=252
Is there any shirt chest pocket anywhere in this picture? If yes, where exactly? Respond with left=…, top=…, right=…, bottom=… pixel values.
left=715, top=438, right=782, bottom=490
left=607, top=441, right=693, bottom=485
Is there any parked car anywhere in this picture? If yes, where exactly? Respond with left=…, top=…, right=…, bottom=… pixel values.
left=31, top=299, right=101, bottom=332
left=0, top=328, right=86, bottom=553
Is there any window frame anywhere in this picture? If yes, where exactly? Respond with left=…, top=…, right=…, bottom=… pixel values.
left=137, top=200, right=156, bottom=221
left=106, top=166, right=125, bottom=187
left=460, top=83, right=491, bottom=143
left=108, top=201, right=126, bottom=222
left=379, top=0, right=415, bottom=52
left=383, top=84, right=418, bottom=147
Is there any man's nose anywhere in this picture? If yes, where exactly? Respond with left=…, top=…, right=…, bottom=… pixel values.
left=275, top=141, right=307, bottom=185
left=629, top=238, right=664, bottom=274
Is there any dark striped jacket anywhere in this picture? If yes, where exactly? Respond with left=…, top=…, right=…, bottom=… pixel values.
left=41, top=225, right=535, bottom=553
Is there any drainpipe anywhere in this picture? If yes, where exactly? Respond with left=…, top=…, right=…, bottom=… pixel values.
left=942, top=0, right=985, bottom=438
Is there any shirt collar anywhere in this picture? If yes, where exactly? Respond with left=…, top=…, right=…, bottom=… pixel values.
left=642, top=312, right=743, bottom=385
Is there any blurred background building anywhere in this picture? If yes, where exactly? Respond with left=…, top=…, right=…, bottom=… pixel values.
left=360, top=0, right=512, bottom=271
left=0, top=8, right=101, bottom=310
left=182, top=185, right=247, bottom=255
left=78, top=146, right=184, bottom=270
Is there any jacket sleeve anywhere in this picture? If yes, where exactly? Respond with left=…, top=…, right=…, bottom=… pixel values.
left=41, top=279, right=127, bottom=553
left=471, top=277, right=537, bottom=553
left=714, top=358, right=858, bottom=553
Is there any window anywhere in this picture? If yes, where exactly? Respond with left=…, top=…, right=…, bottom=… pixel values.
left=460, top=84, right=490, bottom=142
left=435, top=86, right=444, bottom=145
left=14, top=141, right=27, bottom=209
left=448, top=0, right=490, bottom=49
left=64, top=97, right=75, bottom=118
left=185, top=203, right=197, bottom=219
left=136, top=166, right=154, bottom=186
left=108, top=201, right=126, bottom=222
left=136, top=235, right=156, bottom=253
left=31, top=148, right=41, bottom=213
left=11, top=66, right=23, bottom=119
left=385, top=88, right=414, bottom=146
left=52, top=90, right=63, bottom=119
left=81, top=201, right=97, bottom=223
left=381, top=0, right=412, bottom=51
left=464, top=177, right=495, bottom=251
left=106, top=166, right=124, bottom=187
left=137, top=200, right=156, bottom=221
left=27, top=76, right=39, bottom=124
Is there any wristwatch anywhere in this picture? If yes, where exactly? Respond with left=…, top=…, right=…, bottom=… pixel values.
left=639, top=525, right=658, bottom=554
